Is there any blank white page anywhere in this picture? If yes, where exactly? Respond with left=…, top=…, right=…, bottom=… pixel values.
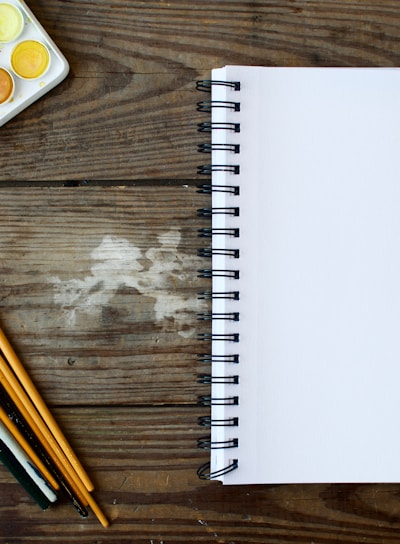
left=208, top=66, right=400, bottom=484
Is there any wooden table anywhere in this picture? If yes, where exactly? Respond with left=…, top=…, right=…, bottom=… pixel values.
left=1, top=1, right=400, bottom=542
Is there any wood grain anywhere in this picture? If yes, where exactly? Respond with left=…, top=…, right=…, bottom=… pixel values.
left=2, top=0, right=400, bottom=542
left=0, top=185, right=210, bottom=405
left=2, top=0, right=400, bottom=181
left=1, top=406, right=400, bottom=543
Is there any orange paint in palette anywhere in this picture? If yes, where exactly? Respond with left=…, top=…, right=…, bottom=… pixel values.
left=0, top=67, right=13, bottom=103
left=0, top=1, right=69, bottom=126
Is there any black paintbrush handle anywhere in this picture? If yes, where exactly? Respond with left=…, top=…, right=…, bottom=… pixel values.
left=0, top=436, right=50, bottom=510
left=0, top=384, right=88, bottom=517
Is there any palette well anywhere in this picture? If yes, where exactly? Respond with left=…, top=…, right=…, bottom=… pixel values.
left=0, top=0, right=69, bottom=127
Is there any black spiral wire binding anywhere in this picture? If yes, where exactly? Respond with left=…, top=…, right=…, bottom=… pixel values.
left=198, top=227, right=240, bottom=237
left=197, top=460, right=239, bottom=480
left=198, top=143, right=240, bottom=154
left=198, top=121, right=240, bottom=133
left=198, top=395, right=239, bottom=406
left=197, top=374, right=239, bottom=385
left=197, top=164, right=240, bottom=175
left=198, top=248, right=240, bottom=258
left=197, top=185, right=240, bottom=195
left=197, top=436, right=239, bottom=449
left=196, top=78, right=241, bottom=479
left=196, top=80, right=241, bottom=91
left=197, top=312, right=240, bottom=321
left=197, top=207, right=239, bottom=217
left=197, top=291, right=239, bottom=301
left=198, top=269, right=239, bottom=280
left=197, top=80, right=241, bottom=178
left=197, top=100, right=240, bottom=113
left=198, top=416, right=239, bottom=427
left=198, top=332, right=239, bottom=342
left=197, top=354, right=239, bottom=364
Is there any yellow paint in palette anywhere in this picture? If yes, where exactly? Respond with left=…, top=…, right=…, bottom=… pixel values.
left=0, top=3, right=23, bottom=43
left=0, top=1, right=69, bottom=126
left=11, top=40, right=50, bottom=79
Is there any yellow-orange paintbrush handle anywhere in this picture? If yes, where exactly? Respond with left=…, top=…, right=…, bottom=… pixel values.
left=0, top=360, right=108, bottom=527
left=0, top=327, right=94, bottom=493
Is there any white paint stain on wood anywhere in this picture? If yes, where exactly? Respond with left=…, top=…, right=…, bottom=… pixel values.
left=50, top=229, right=205, bottom=336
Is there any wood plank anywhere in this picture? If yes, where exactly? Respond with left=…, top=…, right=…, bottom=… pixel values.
left=1, top=406, right=400, bottom=542
left=2, top=0, right=400, bottom=181
left=2, top=2, right=400, bottom=542
left=0, top=185, right=212, bottom=405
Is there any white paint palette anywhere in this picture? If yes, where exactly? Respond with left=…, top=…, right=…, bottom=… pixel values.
left=0, top=0, right=69, bottom=127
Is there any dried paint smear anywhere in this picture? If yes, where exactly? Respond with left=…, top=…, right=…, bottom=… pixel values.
left=50, top=229, right=205, bottom=337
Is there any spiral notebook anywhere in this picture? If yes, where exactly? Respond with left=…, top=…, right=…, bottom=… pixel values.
left=196, top=66, right=400, bottom=485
